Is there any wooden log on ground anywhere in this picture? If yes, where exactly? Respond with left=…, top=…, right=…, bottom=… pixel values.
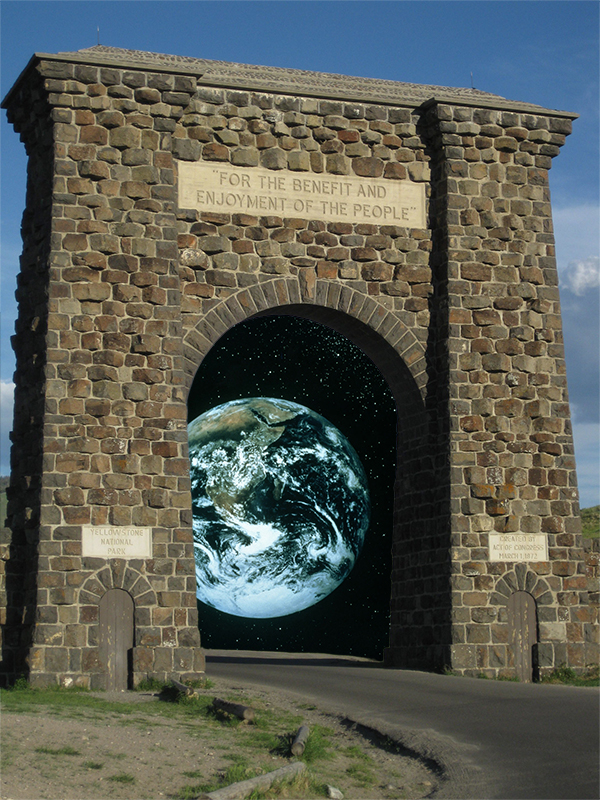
left=212, top=697, right=256, bottom=722
left=201, top=761, right=306, bottom=800
left=171, top=678, right=195, bottom=697
left=291, top=724, right=310, bottom=756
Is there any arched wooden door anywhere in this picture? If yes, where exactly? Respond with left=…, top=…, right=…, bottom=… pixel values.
left=99, top=589, right=134, bottom=691
left=507, top=591, right=537, bottom=682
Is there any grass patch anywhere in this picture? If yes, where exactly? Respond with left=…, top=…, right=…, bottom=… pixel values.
left=541, top=665, right=599, bottom=687
left=246, top=771, right=322, bottom=799
left=1, top=683, right=218, bottom=723
left=3, top=679, right=429, bottom=799
left=108, top=773, right=136, bottom=784
left=174, top=786, right=206, bottom=800
left=174, top=754, right=328, bottom=799
left=344, top=744, right=373, bottom=763
left=136, top=677, right=169, bottom=693
left=346, top=761, right=376, bottom=787
left=246, top=730, right=281, bottom=752
left=299, top=725, right=334, bottom=764
left=139, top=676, right=215, bottom=694
left=174, top=760, right=264, bottom=798
left=442, top=667, right=457, bottom=677
left=581, top=505, right=600, bottom=538
left=35, top=745, right=80, bottom=756
left=190, top=677, right=214, bottom=690
left=216, top=762, right=263, bottom=785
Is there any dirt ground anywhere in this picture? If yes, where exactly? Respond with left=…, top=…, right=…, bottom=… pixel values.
left=1, top=678, right=437, bottom=800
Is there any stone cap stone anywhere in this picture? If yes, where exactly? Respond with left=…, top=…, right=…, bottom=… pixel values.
left=3, top=45, right=578, bottom=118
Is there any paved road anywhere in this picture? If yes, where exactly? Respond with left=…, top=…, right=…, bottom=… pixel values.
left=205, top=650, right=599, bottom=800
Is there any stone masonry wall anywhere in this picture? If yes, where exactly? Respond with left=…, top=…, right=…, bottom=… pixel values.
left=584, top=539, right=599, bottom=667
left=1, top=49, right=591, bottom=683
left=423, top=101, right=589, bottom=676
left=3, top=59, right=204, bottom=687
left=0, top=69, right=54, bottom=682
left=169, top=86, right=450, bottom=671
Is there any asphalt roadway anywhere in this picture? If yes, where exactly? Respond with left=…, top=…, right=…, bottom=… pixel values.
left=204, top=650, right=599, bottom=800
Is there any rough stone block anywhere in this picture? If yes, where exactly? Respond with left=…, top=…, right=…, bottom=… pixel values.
left=352, top=157, right=384, bottom=177
left=326, top=153, right=351, bottom=175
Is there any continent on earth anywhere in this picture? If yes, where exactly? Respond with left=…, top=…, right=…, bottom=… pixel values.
left=188, top=397, right=370, bottom=618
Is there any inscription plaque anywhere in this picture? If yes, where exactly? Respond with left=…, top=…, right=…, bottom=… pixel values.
left=82, top=526, right=152, bottom=558
left=488, top=533, right=549, bottom=562
left=178, top=162, right=426, bottom=227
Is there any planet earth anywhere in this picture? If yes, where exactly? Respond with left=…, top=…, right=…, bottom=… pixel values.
left=188, top=397, right=370, bottom=618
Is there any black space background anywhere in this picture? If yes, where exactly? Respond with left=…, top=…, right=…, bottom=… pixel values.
left=187, top=315, right=397, bottom=660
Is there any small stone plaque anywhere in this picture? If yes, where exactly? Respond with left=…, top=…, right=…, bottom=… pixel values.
left=82, top=526, right=152, bottom=558
left=178, top=162, right=426, bottom=228
left=488, top=533, right=548, bottom=562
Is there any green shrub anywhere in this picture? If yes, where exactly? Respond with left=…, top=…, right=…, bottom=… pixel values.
left=542, top=664, right=599, bottom=686
left=581, top=505, right=600, bottom=538
left=108, top=773, right=135, bottom=784
left=35, top=746, right=80, bottom=756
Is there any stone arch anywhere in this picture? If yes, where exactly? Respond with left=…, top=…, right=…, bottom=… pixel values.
left=79, top=563, right=157, bottom=609
left=181, top=276, right=429, bottom=397
left=182, top=275, right=450, bottom=669
left=491, top=567, right=553, bottom=608
left=2, top=43, right=588, bottom=688
left=491, top=569, right=551, bottom=681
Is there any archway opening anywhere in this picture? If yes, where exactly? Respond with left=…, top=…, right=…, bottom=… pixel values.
left=187, top=313, right=397, bottom=659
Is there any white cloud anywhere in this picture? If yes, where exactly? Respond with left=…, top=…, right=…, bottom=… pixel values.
left=546, top=205, right=599, bottom=506
left=559, top=259, right=599, bottom=428
left=0, top=380, right=14, bottom=476
left=560, top=256, right=600, bottom=296
left=553, top=204, right=600, bottom=272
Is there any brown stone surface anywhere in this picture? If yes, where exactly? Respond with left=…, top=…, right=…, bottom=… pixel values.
left=0, top=46, right=588, bottom=686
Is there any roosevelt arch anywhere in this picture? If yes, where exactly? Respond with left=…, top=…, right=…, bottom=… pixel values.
left=1, top=45, right=589, bottom=686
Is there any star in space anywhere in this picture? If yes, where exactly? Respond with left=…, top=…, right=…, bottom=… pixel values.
left=187, top=314, right=397, bottom=660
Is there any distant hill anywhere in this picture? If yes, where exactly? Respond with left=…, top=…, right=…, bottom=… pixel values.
left=581, top=506, right=600, bottom=539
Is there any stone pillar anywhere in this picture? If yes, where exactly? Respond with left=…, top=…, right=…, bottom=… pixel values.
left=583, top=539, right=599, bottom=667
left=2, top=56, right=204, bottom=687
left=426, top=101, right=588, bottom=676
left=0, top=67, right=54, bottom=684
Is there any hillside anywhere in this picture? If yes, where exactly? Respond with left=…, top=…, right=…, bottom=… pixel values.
left=581, top=505, right=600, bottom=538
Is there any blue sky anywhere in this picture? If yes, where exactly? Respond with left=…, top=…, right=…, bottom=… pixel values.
left=1, top=0, right=598, bottom=506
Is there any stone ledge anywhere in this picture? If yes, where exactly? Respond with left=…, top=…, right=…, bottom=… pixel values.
left=2, top=46, right=579, bottom=117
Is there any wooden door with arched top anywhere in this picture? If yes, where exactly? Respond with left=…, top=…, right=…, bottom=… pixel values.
left=99, top=589, right=134, bottom=691
left=508, top=591, right=537, bottom=682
